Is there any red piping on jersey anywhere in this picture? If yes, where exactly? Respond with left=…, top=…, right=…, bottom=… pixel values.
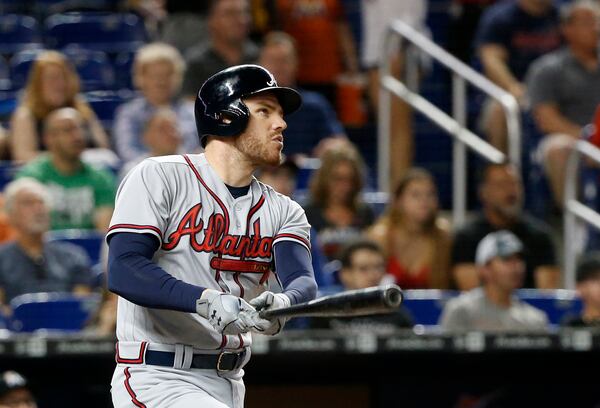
left=115, top=341, right=147, bottom=364
left=183, top=154, right=232, bottom=288
left=245, top=195, right=265, bottom=236
left=274, top=233, right=310, bottom=249
left=219, top=335, right=227, bottom=349
left=233, top=273, right=244, bottom=298
left=238, top=334, right=245, bottom=348
left=109, top=224, right=162, bottom=238
left=124, top=367, right=147, bottom=408
left=210, top=258, right=271, bottom=274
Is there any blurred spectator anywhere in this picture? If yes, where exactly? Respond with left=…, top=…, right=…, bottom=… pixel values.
left=440, top=230, right=549, bottom=332
left=16, top=108, right=116, bottom=232
left=258, top=31, right=347, bottom=158
left=562, top=252, right=600, bottom=327
left=84, top=290, right=118, bottom=337
left=158, top=2, right=209, bottom=55
left=304, top=145, right=374, bottom=261
left=451, top=162, right=559, bottom=290
left=0, top=178, right=93, bottom=308
left=447, top=0, right=499, bottom=63
left=113, top=42, right=198, bottom=163
left=475, top=0, right=561, bottom=153
left=367, top=168, right=452, bottom=289
left=310, top=239, right=412, bottom=332
left=526, top=0, right=600, bottom=208
left=119, top=108, right=183, bottom=179
left=256, top=156, right=299, bottom=198
left=0, top=125, right=8, bottom=161
left=0, top=371, right=36, bottom=408
left=124, top=0, right=168, bottom=39
left=249, top=0, right=279, bottom=41
left=361, top=0, right=429, bottom=187
left=277, top=0, right=359, bottom=106
left=181, top=0, right=258, bottom=98
left=9, top=51, right=110, bottom=163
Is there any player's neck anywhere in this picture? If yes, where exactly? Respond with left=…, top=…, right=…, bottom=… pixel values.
left=205, top=146, right=254, bottom=187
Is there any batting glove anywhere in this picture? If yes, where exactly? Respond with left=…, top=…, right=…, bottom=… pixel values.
left=196, top=289, right=257, bottom=335
left=247, top=291, right=291, bottom=336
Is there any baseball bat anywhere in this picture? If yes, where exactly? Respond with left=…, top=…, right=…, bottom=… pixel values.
left=258, top=284, right=403, bottom=319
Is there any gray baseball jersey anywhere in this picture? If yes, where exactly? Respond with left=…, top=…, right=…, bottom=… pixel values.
left=107, top=153, right=311, bottom=350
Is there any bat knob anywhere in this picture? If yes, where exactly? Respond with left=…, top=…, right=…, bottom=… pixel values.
left=383, top=284, right=403, bottom=308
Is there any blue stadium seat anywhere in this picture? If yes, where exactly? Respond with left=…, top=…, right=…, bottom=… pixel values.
left=0, top=160, right=20, bottom=190
left=32, top=0, right=116, bottom=16
left=45, top=229, right=105, bottom=265
left=9, top=48, right=45, bottom=90
left=45, top=12, right=147, bottom=53
left=402, top=289, right=459, bottom=326
left=62, top=46, right=115, bottom=91
left=113, top=51, right=135, bottom=90
left=86, top=89, right=136, bottom=129
left=517, top=289, right=583, bottom=326
left=0, top=14, right=43, bottom=54
left=9, top=292, right=101, bottom=332
left=0, top=55, right=10, bottom=90
left=0, top=0, right=27, bottom=14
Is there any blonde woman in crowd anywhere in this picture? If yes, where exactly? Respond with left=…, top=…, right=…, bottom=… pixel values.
left=304, top=144, right=375, bottom=262
left=9, top=51, right=109, bottom=162
left=368, top=168, right=452, bottom=289
left=113, top=42, right=198, bottom=162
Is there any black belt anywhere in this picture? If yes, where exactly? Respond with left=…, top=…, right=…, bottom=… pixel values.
left=144, top=350, right=246, bottom=372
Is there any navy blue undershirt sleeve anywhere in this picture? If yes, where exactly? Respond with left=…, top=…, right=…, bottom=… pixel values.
left=107, top=232, right=204, bottom=313
left=273, top=241, right=318, bottom=305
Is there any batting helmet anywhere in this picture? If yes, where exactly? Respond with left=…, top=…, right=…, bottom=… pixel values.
left=195, top=64, right=302, bottom=146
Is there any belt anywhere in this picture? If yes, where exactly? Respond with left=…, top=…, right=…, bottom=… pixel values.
left=144, top=350, right=246, bottom=372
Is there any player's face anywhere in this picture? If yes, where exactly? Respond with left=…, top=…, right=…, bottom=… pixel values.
left=237, top=94, right=287, bottom=167
left=396, top=178, right=438, bottom=225
left=11, top=189, right=50, bottom=235
left=340, top=249, right=386, bottom=290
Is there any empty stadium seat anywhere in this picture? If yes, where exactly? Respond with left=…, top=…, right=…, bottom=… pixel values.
left=86, top=89, right=136, bottom=129
left=9, top=48, right=44, bottom=90
left=45, top=229, right=105, bottom=265
left=401, top=289, right=459, bottom=326
left=517, top=289, right=583, bottom=326
left=0, top=14, right=43, bottom=54
left=32, top=0, right=116, bottom=16
left=0, top=160, right=20, bottom=190
left=0, top=55, right=10, bottom=90
left=113, top=51, right=135, bottom=90
left=62, top=46, right=115, bottom=91
left=45, top=12, right=147, bottom=53
left=9, top=292, right=101, bottom=332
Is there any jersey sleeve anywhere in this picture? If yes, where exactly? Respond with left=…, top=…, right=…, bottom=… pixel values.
left=107, top=158, right=172, bottom=243
left=273, top=198, right=311, bottom=253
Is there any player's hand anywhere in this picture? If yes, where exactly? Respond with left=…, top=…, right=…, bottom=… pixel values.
left=196, top=289, right=257, bottom=335
left=246, top=291, right=291, bottom=336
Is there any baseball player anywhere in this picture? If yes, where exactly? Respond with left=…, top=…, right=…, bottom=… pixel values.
left=107, top=64, right=318, bottom=408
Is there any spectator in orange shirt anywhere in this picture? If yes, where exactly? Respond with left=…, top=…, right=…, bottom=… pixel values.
left=277, top=0, right=359, bottom=106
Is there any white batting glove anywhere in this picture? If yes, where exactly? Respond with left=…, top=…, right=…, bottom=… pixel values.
left=247, top=291, right=291, bottom=336
left=196, top=289, right=257, bottom=335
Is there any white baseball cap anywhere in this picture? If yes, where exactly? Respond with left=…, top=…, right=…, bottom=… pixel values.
left=475, top=230, right=524, bottom=266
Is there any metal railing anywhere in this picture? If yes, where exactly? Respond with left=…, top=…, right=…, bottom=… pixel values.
left=563, top=140, right=600, bottom=289
left=378, top=20, right=521, bottom=226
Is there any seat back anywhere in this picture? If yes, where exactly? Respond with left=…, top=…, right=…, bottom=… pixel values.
left=45, top=229, right=105, bottom=265
left=401, top=289, right=459, bottom=326
left=62, top=46, right=115, bottom=91
left=517, top=289, right=583, bottom=326
left=0, top=14, right=42, bottom=54
left=9, top=292, right=101, bottom=332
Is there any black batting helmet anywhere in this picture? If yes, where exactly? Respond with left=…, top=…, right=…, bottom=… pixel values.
left=195, top=64, right=302, bottom=147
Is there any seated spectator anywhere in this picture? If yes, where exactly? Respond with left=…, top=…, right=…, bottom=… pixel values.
left=256, top=156, right=299, bottom=198
left=9, top=51, right=110, bottom=163
left=440, top=230, right=549, bottom=332
left=562, top=252, right=600, bottom=327
left=0, top=370, right=37, bottom=408
left=304, top=145, right=375, bottom=261
left=0, top=178, right=94, bottom=309
left=310, top=239, right=412, bottom=332
left=258, top=31, right=347, bottom=159
left=367, top=168, right=452, bottom=289
left=451, top=162, right=559, bottom=290
left=181, top=0, right=259, bottom=98
left=16, top=108, right=116, bottom=232
left=475, top=0, right=561, bottom=153
left=526, top=0, right=600, bottom=208
left=113, top=42, right=198, bottom=163
left=118, top=107, right=183, bottom=179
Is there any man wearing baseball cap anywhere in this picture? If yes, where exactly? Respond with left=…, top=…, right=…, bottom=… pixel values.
left=440, top=230, right=548, bottom=332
